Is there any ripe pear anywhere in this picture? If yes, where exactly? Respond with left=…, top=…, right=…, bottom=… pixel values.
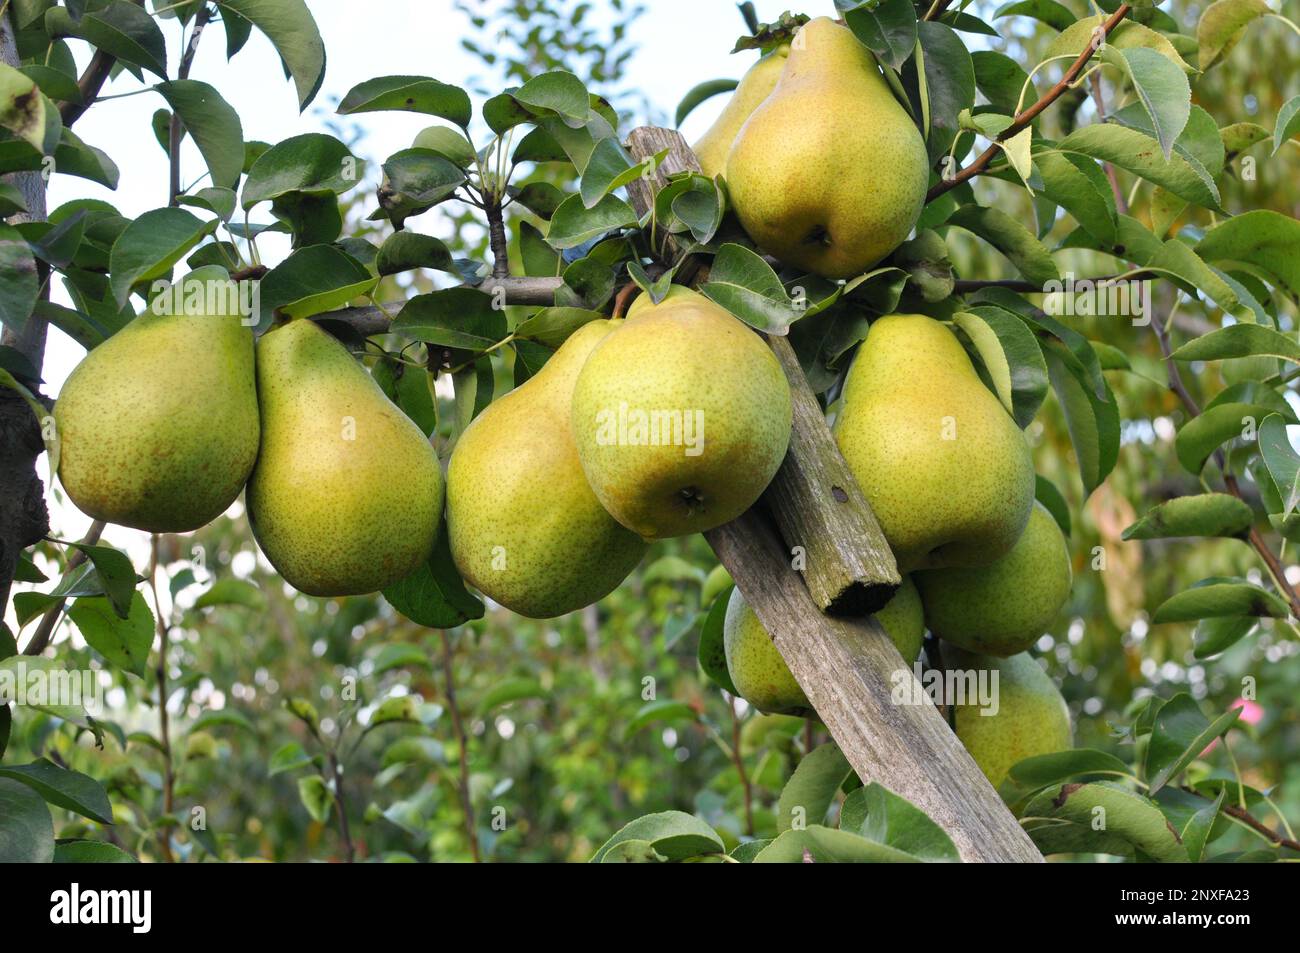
left=54, top=299, right=259, bottom=533
left=916, top=502, right=1072, bottom=657
left=246, top=319, right=442, bottom=596
left=571, top=287, right=792, bottom=539
left=724, top=579, right=924, bottom=715
left=945, top=647, right=1072, bottom=788
left=725, top=17, right=928, bottom=279
left=446, top=320, right=647, bottom=618
left=692, top=45, right=789, bottom=179
left=835, top=314, right=1035, bottom=573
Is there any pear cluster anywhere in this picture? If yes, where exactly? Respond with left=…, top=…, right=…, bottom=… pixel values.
left=448, top=286, right=793, bottom=616
left=709, top=314, right=1074, bottom=787
left=56, top=312, right=443, bottom=597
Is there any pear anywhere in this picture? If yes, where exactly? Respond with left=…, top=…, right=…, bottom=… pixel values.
left=916, top=502, right=1072, bottom=657
left=692, top=45, right=789, bottom=179
left=723, top=579, right=924, bottom=715
left=446, top=320, right=647, bottom=618
left=725, top=17, right=928, bottom=279
left=945, top=647, right=1072, bottom=788
left=246, top=319, right=442, bottom=596
left=571, top=287, right=792, bottom=539
left=54, top=298, right=259, bottom=533
left=835, top=314, right=1035, bottom=573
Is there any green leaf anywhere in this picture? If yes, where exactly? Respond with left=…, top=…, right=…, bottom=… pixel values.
left=700, top=243, right=795, bottom=334
left=1193, top=616, right=1257, bottom=660
left=1045, top=18, right=1195, bottom=73
left=1258, top=414, right=1300, bottom=518
left=1196, top=0, right=1271, bottom=70
left=1197, top=210, right=1300, bottom=299
left=382, top=526, right=485, bottom=629
left=1023, top=781, right=1186, bottom=861
left=947, top=205, right=1059, bottom=286
left=0, top=777, right=53, bottom=863
left=971, top=50, right=1034, bottom=117
left=268, top=741, right=313, bottom=776
left=753, top=825, right=918, bottom=863
left=243, top=133, right=361, bottom=209
left=1056, top=124, right=1221, bottom=211
left=108, top=208, right=218, bottom=307
left=514, top=307, right=602, bottom=347
left=49, top=1, right=167, bottom=78
left=843, top=782, right=960, bottom=862
left=1043, top=342, right=1120, bottom=496
left=390, top=287, right=505, bottom=351
left=257, top=245, right=375, bottom=324
left=62, top=543, right=136, bottom=620
left=297, top=775, right=333, bottom=823
left=1181, top=787, right=1225, bottom=862
left=477, top=678, right=547, bottom=716
left=697, top=586, right=738, bottom=696
left=902, top=21, right=975, bottom=165
left=674, top=78, right=737, bottom=126
left=0, top=759, right=113, bottom=824
left=214, top=0, right=325, bottom=109
left=1174, top=402, right=1278, bottom=474
left=1122, top=493, right=1255, bottom=540
left=13, top=561, right=101, bottom=627
left=590, top=811, right=724, bottom=862
left=511, top=70, right=589, bottom=127
left=0, top=222, right=39, bottom=335
left=53, top=840, right=136, bottom=863
left=1097, top=46, right=1190, bottom=160
left=338, top=75, right=471, bottom=127
left=578, top=137, right=650, bottom=208
left=1152, top=578, right=1290, bottom=624
left=844, top=0, right=918, bottom=71
left=1034, top=474, right=1072, bottom=537
left=192, top=577, right=266, bottom=611
left=0, top=61, right=46, bottom=150
left=992, top=0, right=1076, bottom=31
left=1006, top=749, right=1133, bottom=788
left=952, top=308, right=1049, bottom=428
left=1145, top=694, right=1242, bottom=793
left=68, top=591, right=155, bottom=678
left=545, top=193, right=637, bottom=250
left=777, top=742, right=852, bottom=833
left=375, top=232, right=455, bottom=276
left=190, top=708, right=256, bottom=734
left=154, top=80, right=244, bottom=189
left=370, top=643, right=432, bottom=676
left=1273, top=96, right=1300, bottom=155
left=623, top=699, right=697, bottom=739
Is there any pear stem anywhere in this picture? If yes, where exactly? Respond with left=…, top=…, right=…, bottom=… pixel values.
left=926, top=4, right=1132, bottom=203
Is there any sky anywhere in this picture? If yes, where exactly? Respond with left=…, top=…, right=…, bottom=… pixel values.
left=9, top=0, right=819, bottom=632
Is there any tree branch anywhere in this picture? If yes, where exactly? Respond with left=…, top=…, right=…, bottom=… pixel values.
left=169, top=4, right=212, bottom=205
left=21, top=520, right=105, bottom=655
left=927, top=4, right=1132, bottom=203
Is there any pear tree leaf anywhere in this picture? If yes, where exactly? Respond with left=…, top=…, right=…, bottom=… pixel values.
left=256, top=245, right=376, bottom=326
left=1034, top=475, right=1072, bottom=538
left=1151, top=578, right=1289, bottom=624
left=1196, top=210, right=1300, bottom=299
left=1181, top=787, right=1226, bottom=863
left=12, top=562, right=102, bottom=627
left=1044, top=18, right=1195, bottom=73
left=947, top=205, right=1060, bottom=286
left=1196, top=0, right=1272, bottom=70
left=108, top=208, right=218, bottom=307
left=0, top=223, right=39, bottom=336
left=154, top=80, right=244, bottom=189
left=777, top=742, right=853, bottom=833
left=0, top=61, right=46, bottom=150
left=1172, top=324, right=1300, bottom=366
left=1145, top=694, right=1242, bottom=794
left=1193, top=616, right=1257, bottom=660
left=1173, top=402, right=1279, bottom=474
left=0, top=778, right=54, bottom=863
left=213, top=0, right=325, bottom=109
left=67, top=591, right=155, bottom=678
left=1042, top=341, right=1120, bottom=496
left=476, top=678, right=547, bottom=717
left=544, top=193, right=637, bottom=250
left=338, top=75, right=471, bottom=127
left=700, top=243, right=796, bottom=334
left=1258, top=414, right=1300, bottom=518
left=382, top=526, right=485, bottom=629
left=0, top=759, right=113, bottom=824
left=753, top=825, right=918, bottom=863
left=193, top=578, right=267, bottom=610
left=623, top=700, right=697, bottom=739
left=514, top=307, right=603, bottom=348
left=47, top=1, right=167, bottom=78
left=297, top=775, right=333, bottom=823
left=590, top=811, right=724, bottom=862
left=1271, top=95, right=1300, bottom=156
left=66, top=543, right=137, bottom=620
left=52, top=840, right=137, bottom=863
left=1122, top=493, right=1255, bottom=540
left=1027, top=147, right=1121, bottom=250
left=992, top=0, right=1076, bottom=31
left=697, top=586, right=738, bottom=696
left=391, top=288, right=505, bottom=351
left=1097, top=47, right=1190, bottom=160
left=674, top=78, right=737, bottom=126
left=952, top=308, right=1049, bottom=428
left=1005, top=749, right=1133, bottom=789
left=843, top=0, right=918, bottom=71
left=1023, top=781, right=1185, bottom=861
left=242, top=134, right=362, bottom=209
left=375, top=232, right=456, bottom=276
left=901, top=21, right=975, bottom=165
left=1056, top=124, right=1221, bottom=211
left=841, top=783, right=960, bottom=861
left=578, top=138, right=654, bottom=208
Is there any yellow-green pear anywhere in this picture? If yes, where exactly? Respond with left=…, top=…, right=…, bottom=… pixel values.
left=835, top=314, right=1035, bottom=573
left=725, top=17, right=928, bottom=279
left=724, top=579, right=924, bottom=715
left=247, top=319, right=442, bottom=596
left=692, top=45, right=789, bottom=178
left=446, top=320, right=647, bottom=618
left=571, top=287, right=792, bottom=539
left=916, top=502, right=1072, bottom=657
left=54, top=296, right=259, bottom=533
left=946, top=647, right=1072, bottom=788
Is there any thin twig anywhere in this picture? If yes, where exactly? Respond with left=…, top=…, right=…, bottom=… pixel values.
left=1179, top=787, right=1300, bottom=852
left=927, top=4, right=1132, bottom=203
left=728, top=695, right=755, bottom=837
left=328, top=751, right=356, bottom=862
left=147, top=537, right=176, bottom=863
left=1086, top=72, right=1129, bottom=215
left=22, top=520, right=106, bottom=655
left=440, top=630, right=482, bottom=862
left=168, top=4, right=212, bottom=205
